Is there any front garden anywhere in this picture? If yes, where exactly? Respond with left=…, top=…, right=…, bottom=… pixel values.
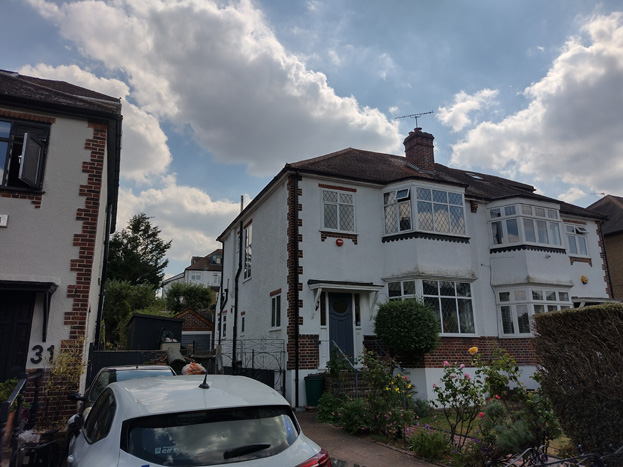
left=316, top=302, right=623, bottom=466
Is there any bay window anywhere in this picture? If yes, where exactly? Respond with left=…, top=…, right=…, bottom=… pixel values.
left=490, top=203, right=562, bottom=248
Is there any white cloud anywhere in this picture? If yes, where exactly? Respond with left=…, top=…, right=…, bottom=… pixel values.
left=27, top=0, right=401, bottom=177
left=116, top=175, right=242, bottom=263
left=437, top=89, right=499, bottom=132
left=18, top=64, right=172, bottom=183
left=448, top=12, right=623, bottom=199
left=558, top=187, right=587, bottom=204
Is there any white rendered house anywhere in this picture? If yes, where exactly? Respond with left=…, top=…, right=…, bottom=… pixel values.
left=216, top=128, right=610, bottom=406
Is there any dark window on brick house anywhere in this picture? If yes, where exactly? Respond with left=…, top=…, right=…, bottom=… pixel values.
left=0, top=119, right=50, bottom=190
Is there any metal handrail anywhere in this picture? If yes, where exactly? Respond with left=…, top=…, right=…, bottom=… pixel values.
left=0, top=370, right=44, bottom=466
left=329, top=341, right=359, bottom=398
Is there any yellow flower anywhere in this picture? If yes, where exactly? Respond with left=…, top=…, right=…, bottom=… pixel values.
left=407, top=384, right=412, bottom=389
left=395, top=387, right=399, bottom=392
left=468, top=346, right=478, bottom=355
left=385, top=387, right=389, bottom=391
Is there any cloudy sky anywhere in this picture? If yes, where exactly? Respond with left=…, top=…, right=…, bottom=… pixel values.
left=4, top=0, right=623, bottom=277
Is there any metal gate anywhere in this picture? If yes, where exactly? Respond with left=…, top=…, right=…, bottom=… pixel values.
left=218, top=338, right=286, bottom=396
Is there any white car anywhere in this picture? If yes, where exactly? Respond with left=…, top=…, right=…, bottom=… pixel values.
left=66, top=375, right=331, bottom=467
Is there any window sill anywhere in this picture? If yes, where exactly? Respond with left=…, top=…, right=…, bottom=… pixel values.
left=439, top=333, right=479, bottom=338
left=269, top=327, right=282, bottom=332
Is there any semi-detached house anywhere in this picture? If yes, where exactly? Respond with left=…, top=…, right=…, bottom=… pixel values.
left=0, top=70, right=122, bottom=414
left=216, top=127, right=610, bottom=406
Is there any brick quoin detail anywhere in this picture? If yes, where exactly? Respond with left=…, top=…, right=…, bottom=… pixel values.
left=287, top=334, right=319, bottom=370
left=286, top=174, right=306, bottom=370
left=0, top=110, right=55, bottom=208
left=365, top=335, right=537, bottom=368
left=65, top=122, right=106, bottom=342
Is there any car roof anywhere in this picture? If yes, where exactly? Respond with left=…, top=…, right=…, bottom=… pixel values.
left=98, top=365, right=174, bottom=372
left=108, top=375, right=289, bottom=420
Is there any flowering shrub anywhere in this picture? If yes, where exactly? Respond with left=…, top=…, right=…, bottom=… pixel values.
left=432, top=357, right=485, bottom=451
left=316, top=392, right=343, bottom=425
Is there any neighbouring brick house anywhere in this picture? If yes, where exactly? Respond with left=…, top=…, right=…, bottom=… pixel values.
left=588, top=195, right=623, bottom=299
left=173, top=308, right=215, bottom=352
left=0, top=71, right=122, bottom=417
left=216, top=127, right=611, bottom=406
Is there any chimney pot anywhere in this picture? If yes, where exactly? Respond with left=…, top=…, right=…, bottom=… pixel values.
left=404, top=128, right=435, bottom=172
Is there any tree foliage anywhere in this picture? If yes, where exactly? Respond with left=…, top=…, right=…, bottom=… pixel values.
left=374, top=299, right=439, bottom=355
left=165, top=282, right=215, bottom=314
left=102, top=279, right=158, bottom=346
left=107, top=213, right=172, bottom=289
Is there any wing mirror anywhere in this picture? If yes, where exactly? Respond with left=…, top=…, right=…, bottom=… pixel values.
left=68, top=392, right=86, bottom=402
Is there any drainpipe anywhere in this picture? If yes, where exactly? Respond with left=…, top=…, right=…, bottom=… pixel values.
left=293, top=171, right=301, bottom=407
left=217, top=241, right=227, bottom=346
left=232, top=220, right=243, bottom=373
left=94, top=197, right=112, bottom=350
left=598, top=221, right=614, bottom=298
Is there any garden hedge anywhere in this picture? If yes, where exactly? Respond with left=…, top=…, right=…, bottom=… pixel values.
left=374, top=299, right=439, bottom=355
left=533, top=303, right=623, bottom=455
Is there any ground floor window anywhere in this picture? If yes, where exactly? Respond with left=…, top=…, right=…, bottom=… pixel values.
left=386, top=279, right=475, bottom=335
left=497, top=287, right=571, bottom=336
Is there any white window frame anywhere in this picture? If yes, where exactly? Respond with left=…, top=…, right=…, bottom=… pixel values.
left=415, top=187, right=466, bottom=235
left=497, top=287, right=572, bottom=337
left=271, top=295, right=281, bottom=329
left=489, top=203, right=562, bottom=248
left=322, top=189, right=355, bottom=232
left=383, top=188, right=412, bottom=234
left=244, top=223, right=252, bottom=280
left=566, top=224, right=589, bottom=256
left=386, top=278, right=476, bottom=336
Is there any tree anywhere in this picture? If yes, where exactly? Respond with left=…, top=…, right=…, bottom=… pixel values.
left=165, top=282, right=215, bottom=314
left=107, top=213, right=172, bottom=289
left=102, top=279, right=158, bottom=346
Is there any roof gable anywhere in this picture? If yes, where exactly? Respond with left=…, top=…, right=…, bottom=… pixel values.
left=588, top=195, right=623, bottom=235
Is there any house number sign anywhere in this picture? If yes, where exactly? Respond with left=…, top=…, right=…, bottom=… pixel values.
left=30, top=344, right=55, bottom=364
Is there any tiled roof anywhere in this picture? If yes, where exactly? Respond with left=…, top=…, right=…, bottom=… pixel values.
left=289, top=147, right=603, bottom=219
left=0, top=69, right=121, bottom=115
left=588, top=195, right=623, bottom=235
left=186, top=249, right=223, bottom=271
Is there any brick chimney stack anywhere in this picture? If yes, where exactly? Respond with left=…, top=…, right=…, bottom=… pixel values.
left=403, top=128, right=435, bottom=172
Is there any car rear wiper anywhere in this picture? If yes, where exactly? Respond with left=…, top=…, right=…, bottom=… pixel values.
left=223, top=443, right=271, bottom=460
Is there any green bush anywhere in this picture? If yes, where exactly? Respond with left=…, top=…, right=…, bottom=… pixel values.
left=316, top=392, right=344, bottom=425
left=374, top=299, right=439, bottom=355
left=534, top=303, right=623, bottom=456
left=409, top=426, right=452, bottom=460
left=340, top=397, right=372, bottom=435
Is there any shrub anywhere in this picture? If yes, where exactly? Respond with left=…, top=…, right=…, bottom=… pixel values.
left=316, top=392, right=344, bottom=425
left=534, top=303, right=623, bottom=456
left=340, top=397, right=372, bottom=435
left=409, top=425, right=452, bottom=460
left=374, top=299, right=439, bottom=355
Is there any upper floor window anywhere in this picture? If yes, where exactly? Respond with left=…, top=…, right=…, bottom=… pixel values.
left=271, top=294, right=281, bottom=328
left=566, top=224, right=588, bottom=256
left=384, top=189, right=412, bottom=234
left=244, top=224, right=252, bottom=280
left=191, top=273, right=201, bottom=281
left=417, top=188, right=466, bottom=235
left=0, top=119, right=50, bottom=190
left=498, top=288, right=571, bottom=336
left=489, top=203, right=562, bottom=248
left=384, top=186, right=466, bottom=236
left=387, top=279, right=475, bottom=335
left=323, top=189, right=355, bottom=232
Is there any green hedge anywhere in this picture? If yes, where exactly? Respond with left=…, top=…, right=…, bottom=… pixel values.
left=533, top=303, right=623, bottom=455
left=374, top=299, right=439, bottom=355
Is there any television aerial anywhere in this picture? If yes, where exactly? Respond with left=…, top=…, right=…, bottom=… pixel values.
left=395, top=110, right=434, bottom=127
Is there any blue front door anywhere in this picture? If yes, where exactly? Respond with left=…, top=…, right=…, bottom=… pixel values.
left=328, top=293, right=354, bottom=362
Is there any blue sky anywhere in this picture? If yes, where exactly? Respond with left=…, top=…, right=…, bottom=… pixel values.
left=3, top=0, right=623, bottom=277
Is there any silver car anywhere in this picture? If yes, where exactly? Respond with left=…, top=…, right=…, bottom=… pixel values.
left=66, top=375, right=332, bottom=466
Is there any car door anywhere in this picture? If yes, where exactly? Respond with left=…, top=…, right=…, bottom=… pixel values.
left=68, top=388, right=119, bottom=466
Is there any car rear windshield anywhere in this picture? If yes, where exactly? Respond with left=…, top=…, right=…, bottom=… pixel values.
left=121, top=405, right=299, bottom=466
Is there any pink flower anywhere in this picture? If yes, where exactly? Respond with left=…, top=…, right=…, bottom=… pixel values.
left=478, top=412, right=485, bottom=418
left=443, top=360, right=450, bottom=367
left=459, top=363, right=465, bottom=370
left=450, top=373, right=456, bottom=379
left=465, top=373, right=471, bottom=380
left=432, top=384, right=436, bottom=388
left=495, top=394, right=501, bottom=400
